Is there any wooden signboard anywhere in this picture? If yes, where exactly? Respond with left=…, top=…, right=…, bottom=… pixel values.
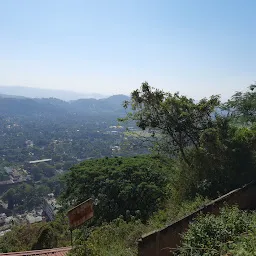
left=67, top=198, right=94, bottom=230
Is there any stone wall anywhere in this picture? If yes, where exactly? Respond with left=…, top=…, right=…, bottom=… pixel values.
left=138, top=181, right=256, bottom=256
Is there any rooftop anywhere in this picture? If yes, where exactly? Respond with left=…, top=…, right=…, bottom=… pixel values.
left=0, top=247, right=71, bottom=256
left=29, top=159, right=52, bottom=164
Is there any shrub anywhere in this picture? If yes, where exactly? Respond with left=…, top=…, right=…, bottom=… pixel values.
left=177, top=206, right=256, bottom=256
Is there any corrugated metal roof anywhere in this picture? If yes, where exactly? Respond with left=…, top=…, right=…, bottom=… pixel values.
left=0, top=247, right=71, bottom=256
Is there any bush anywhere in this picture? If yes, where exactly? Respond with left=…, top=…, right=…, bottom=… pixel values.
left=174, top=124, right=256, bottom=201
left=177, top=206, right=256, bottom=256
left=61, top=155, right=174, bottom=223
left=70, top=219, right=149, bottom=256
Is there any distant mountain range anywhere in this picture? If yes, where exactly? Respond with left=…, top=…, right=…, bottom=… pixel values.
left=0, top=93, right=130, bottom=117
left=0, top=86, right=108, bottom=101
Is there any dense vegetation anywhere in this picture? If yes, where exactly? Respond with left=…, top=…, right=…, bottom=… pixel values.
left=0, top=114, right=139, bottom=164
left=69, top=83, right=256, bottom=255
left=177, top=206, right=256, bottom=256
left=70, top=196, right=208, bottom=256
left=0, top=213, right=70, bottom=253
left=1, top=180, right=62, bottom=212
left=0, top=94, right=144, bottom=165
left=1, top=82, right=256, bottom=255
left=61, top=155, right=173, bottom=223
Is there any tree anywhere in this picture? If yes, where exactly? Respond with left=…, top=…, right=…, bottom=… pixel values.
left=0, top=168, right=9, bottom=181
left=2, top=188, right=15, bottom=210
left=121, top=82, right=256, bottom=201
left=55, top=163, right=62, bottom=170
left=173, top=115, right=256, bottom=200
left=52, top=155, right=61, bottom=162
left=38, top=162, right=55, bottom=177
left=122, top=82, right=220, bottom=165
left=225, top=84, right=256, bottom=124
left=63, top=161, right=74, bottom=170
left=61, top=155, right=173, bottom=223
left=32, top=226, right=57, bottom=250
left=2, top=183, right=51, bottom=213
left=0, top=214, right=70, bottom=253
left=30, top=165, right=43, bottom=181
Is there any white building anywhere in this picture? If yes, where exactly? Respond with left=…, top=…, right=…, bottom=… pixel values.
left=26, top=214, right=42, bottom=224
left=0, top=213, right=7, bottom=225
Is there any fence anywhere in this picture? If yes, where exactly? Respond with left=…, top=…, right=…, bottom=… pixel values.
left=138, top=181, right=256, bottom=256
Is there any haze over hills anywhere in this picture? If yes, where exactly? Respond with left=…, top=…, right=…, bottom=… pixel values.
left=0, top=93, right=130, bottom=117
left=0, top=86, right=108, bottom=101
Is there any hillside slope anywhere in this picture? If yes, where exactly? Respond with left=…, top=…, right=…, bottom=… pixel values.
left=0, top=86, right=106, bottom=100
left=0, top=95, right=129, bottom=117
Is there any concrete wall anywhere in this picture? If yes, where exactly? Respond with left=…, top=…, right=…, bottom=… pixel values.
left=138, top=181, right=256, bottom=256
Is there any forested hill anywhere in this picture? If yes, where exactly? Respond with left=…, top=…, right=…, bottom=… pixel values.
left=0, top=86, right=106, bottom=100
left=0, top=94, right=129, bottom=117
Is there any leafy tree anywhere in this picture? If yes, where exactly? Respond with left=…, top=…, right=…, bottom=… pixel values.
left=2, top=183, right=51, bottom=213
left=32, top=226, right=58, bottom=250
left=63, top=161, right=74, bottom=170
left=52, top=154, right=61, bottom=162
left=0, top=168, right=9, bottom=181
left=55, top=163, right=63, bottom=170
left=175, top=118, right=256, bottom=199
left=121, top=82, right=256, bottom=200
left=0, top=213, right=70, bottom=253
left=225, top=84, right=256, bottom=124
left=30, top=165, right=43, bottom=181
left=38, top=162, right=55, bottom=177
left=122, top=82, right=220, bottom=165
left=44, top=175, right=64, bottom=196
left=61, top=155, right=173, bottom=223
left=2, top=188, right=15, bottom=210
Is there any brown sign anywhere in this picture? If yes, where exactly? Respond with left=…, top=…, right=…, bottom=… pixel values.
left=67, top=198, right=94, bottom=230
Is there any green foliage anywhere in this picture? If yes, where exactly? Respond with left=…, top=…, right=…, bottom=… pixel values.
left=0, top=169, right=9, bottom=181
left=224, top=84, right=256, bottom=124
left=3, top=83, right=256, bottom=255
left=122, top=82, right=256, bottom=201
left=37, top=162, right=55, bottom=178
left=65, top=83, right=256, bottom=255
left=122, top=82, right=220, bottom=165
left=70, top=219, right=148, bottom=256
left=0, top=213, right=70, bottom=253
left=31, top=226, right=58, bottom=250
left=177, top=206, right=256, bottom=256
left=2, top=183, right=50, bottom=212
left=29, top=162, right=56, bottom=180
left=229, top=230, right=256, bottom=255
left=30, top=165, right=43, bottom=181
left=0, top=109, right=147, bottom=165
left=148, top=196, right=209, bottom=229
left=61, top=155, right=173, bottom=223
left=0, top=223, right=46, bottom=253
left=44, top=175, right=64, bottom=197
left=69, top=196, right=209, bottom=256
left=175, top=122, right=256, bottom=199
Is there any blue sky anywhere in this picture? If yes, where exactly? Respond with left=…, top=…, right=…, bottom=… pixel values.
left=0, top=0, right=255, bottom=99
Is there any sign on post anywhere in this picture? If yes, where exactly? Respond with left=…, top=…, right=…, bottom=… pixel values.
left=67, top=198, right=94, bottom=230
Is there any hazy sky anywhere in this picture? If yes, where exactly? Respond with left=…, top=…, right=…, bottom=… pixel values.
left=0, top=0, right=255, bottom=99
